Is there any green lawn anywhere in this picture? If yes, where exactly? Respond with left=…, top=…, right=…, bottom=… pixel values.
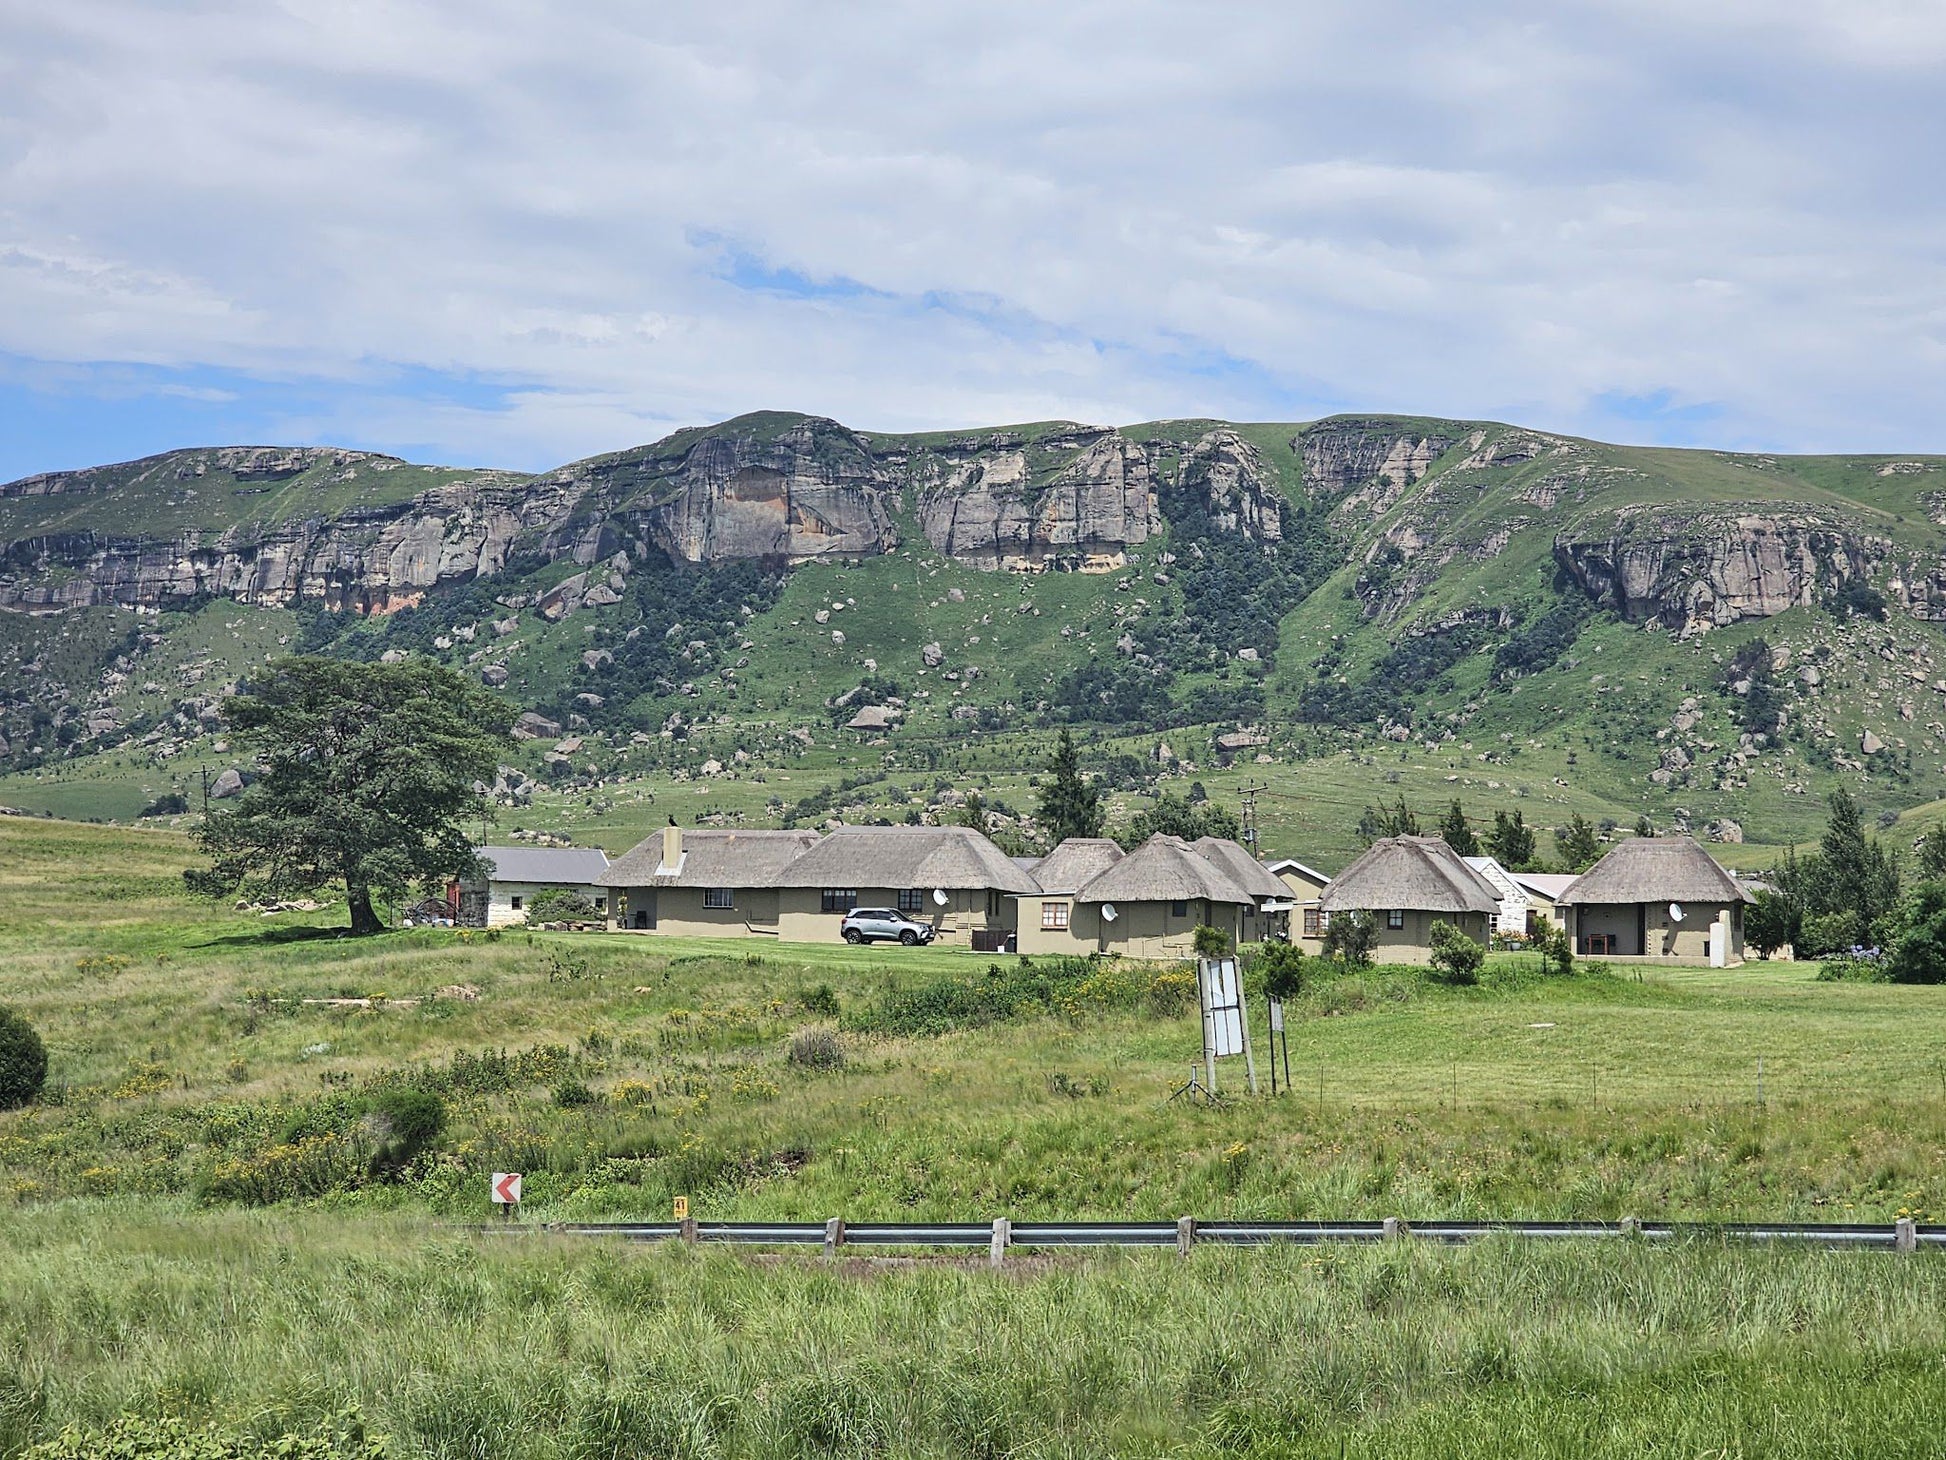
left=4, top=814, right=1946, bottom=1456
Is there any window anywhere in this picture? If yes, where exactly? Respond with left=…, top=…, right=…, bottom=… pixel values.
left=1170, top=900, right=1188, bottom=919
left=1387, top=909, right=1405, bottom=930
left=822, top=889, right=857, bottom=913
left=897, top=888, right=926, bottom=913
left=593, top=897, right=606, bottom=913
left=1041, top=901, right=1069, bottom=930
left=703, top=888, right=735, bottom=910
left=510, top=895, right=523, bottom=911
left=987, top=890, right=1001, bottom=917
left=1302, top=907, right=1322, bottom=937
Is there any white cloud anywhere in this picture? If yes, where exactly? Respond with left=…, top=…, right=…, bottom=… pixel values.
left=0, top=0, right=1939, bottom=470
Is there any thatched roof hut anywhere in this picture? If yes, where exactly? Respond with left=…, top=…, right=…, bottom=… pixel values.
left=605, top=829, right=819, bottom=888
left=781, top=825, right=1040, bottom=893
left=1319, top=836, right=1499, bottom=915
left=1559, top=837, right=1751, bottom=906
left=1191, top=837, right=1290, bottom=901
left=1031, top=838, right=1125, bottom=893
left=1072, top=835, right=1257, bottom=907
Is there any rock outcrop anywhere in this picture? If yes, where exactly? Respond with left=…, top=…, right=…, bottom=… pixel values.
left=1554, top=506, right=1886, bottom=635
left=914, top=428, right=1161, bottom=569
left=1298, top=417, right=1465, bottom=509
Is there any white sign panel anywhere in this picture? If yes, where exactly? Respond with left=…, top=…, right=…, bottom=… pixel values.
left=1203, top=958, right=1245, bottom=1058
left=491, top=1171, right=522, bottom=1205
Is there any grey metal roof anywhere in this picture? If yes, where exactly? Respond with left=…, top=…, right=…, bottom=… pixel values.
left=1265, top=857, right=1333, bottom=890
left=475, top=845, right=610, bottom=885
left=1559, top=837, right=1752, bottom=906
left=1319, top=836, right=1500, bottom=916
left=1072, top=835, right=1257, bottom=907
left=604, top=829, right=821, bottom=889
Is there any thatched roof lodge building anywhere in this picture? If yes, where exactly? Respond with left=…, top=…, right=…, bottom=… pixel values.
left=604, top=824, right=1035, bottom=947
left=1016, top=834, right=1273, bottom=959
left=1557, top=837, right=1750, bottom=965
left=1317, top=835, right=1499, bottom=963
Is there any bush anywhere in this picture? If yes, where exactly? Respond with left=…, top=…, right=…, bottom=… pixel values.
left=0, top=1006, right=47, bottom=1110
left=552, top=1079, right=598, bottom=1108
left=788, top=1027, right=845, bottom=1070
left=1816, top=955, right=1885, bottom=983
left=1253, top=941, right=1307, bottom=1002
left=1799, top=910, right=1865, bottom=960
left=525, top=888, right=597, bottom=924
left=1428, top=921, right=1484, bottom=985
left=362, top=1086, right=445, bottom=1175
left=1322, top=911, right=1377, bottom=968
left=1531, top=921, right=1574, bottom=977
left=24, top=1412, right=386, bottom=1459
left=796, top=982, right=841, bottom=1018
left=1192, top=925, right=1234, bottom=959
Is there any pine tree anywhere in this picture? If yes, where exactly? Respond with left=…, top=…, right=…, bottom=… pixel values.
left=1036, top=728, right=1104, bottom=844
left=1486, top=809, right=1537, bottom=872
left=1817, top=787, right=1901, bottom=932
left=1554, top=813, right=1601, bottom=872
left=1437, top=800, right=1479, bottom=857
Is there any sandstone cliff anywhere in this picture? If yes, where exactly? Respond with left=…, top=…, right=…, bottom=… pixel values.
left=1554, top=506, right=1888, bottom=634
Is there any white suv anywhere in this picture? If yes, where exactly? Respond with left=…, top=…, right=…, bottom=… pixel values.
left=839, top=907, right=937, bottom=946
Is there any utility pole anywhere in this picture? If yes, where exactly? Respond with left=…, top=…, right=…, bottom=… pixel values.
left=199, top=764, right=211, bottom=815
left=1238, top=781, right=1268, bottom=853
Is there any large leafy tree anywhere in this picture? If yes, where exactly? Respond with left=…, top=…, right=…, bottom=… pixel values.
left=1037, top=728, right=1104, bottom=843
left=186, top=657, right=512, bottom=935
left=1121, top=790, right=1240, bottom=847
left=1815, top=786, right=1902, bottom=935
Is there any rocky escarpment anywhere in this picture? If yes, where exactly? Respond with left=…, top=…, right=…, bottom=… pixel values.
left=1554, top=506, right=1888, bottom=635
left=547, top=414, right=900, bottom=565
left=0, top=473, right=568, bottom=614
left=1299, top=417, right=1468, bottom=514
left=911, top=427, right=1159, bottom=569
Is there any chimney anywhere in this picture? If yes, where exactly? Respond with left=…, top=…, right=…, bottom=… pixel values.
left=659, top=824, right=683, bottom=875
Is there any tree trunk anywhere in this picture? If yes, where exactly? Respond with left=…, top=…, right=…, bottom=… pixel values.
left=347, top=881, right=385, bottom=936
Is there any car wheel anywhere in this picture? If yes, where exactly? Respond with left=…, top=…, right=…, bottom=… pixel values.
left=844, top=929, right=864, bottom=944
left=899, top=929, right=918, bottom=946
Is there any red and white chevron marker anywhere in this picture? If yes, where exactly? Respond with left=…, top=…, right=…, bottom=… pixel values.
left=491, top=1172, right=522, bottom=1206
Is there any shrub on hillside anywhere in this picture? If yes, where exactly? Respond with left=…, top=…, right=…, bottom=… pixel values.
left=1428, top=921, right=1484, bottom=985
left=1531, top=921, right=1574, bottom=977
left=1192, top=925, right=1234, bottom=959
left=0, top=1006, right=48, bottom=1109
left=796, top=982, right=841, bottom=1018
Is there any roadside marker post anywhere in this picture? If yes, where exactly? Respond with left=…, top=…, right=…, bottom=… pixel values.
left=491, top=1171, right=522, bottom=1221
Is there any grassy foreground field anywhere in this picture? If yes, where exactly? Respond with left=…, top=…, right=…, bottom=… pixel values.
left=3, top=813, right=1946, bottom=1456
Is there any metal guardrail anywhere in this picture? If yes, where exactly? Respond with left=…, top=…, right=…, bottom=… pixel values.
left=499, top=1216, right=1944, bottom=1260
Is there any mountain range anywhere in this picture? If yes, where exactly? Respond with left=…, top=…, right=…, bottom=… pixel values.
left=3, top=410, right=1944, bottom=856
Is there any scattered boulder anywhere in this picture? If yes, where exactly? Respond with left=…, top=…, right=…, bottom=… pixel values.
left=514, top=712, right=562, bottom=739
left=1862, top=729, right=1886, bottom=755
left=922, top=641, right=945, bottom=668
left=480, top=665, right=510, bottom=688
left=210, top=767, right=246, bottom=799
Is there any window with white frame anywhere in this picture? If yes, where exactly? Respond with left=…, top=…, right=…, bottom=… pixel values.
left=703, top=887, right=735, bottom=909
left=1041, top=901, right=1069, bottom=930
left=1387, top=909, right=1405, bottom=929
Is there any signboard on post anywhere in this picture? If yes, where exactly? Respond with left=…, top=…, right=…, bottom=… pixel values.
left=1204, top=958, right=1245, bottom=1057
left=491, top=1172, right=522, bottom=1207
left=672, top=1195, right=689, bottom=1220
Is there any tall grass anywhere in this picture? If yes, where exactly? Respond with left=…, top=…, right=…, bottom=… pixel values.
left=2, top=1206, right=1944, bottom=1458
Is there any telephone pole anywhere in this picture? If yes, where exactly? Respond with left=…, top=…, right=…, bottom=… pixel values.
left=1238, top=781, right=1268, bottom=853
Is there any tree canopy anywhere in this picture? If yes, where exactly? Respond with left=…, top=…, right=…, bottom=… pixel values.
left=1037, top=728, right=1104, bottom=844
left=1554, top=813, right=1601, bottom=872
left=186, top=657, right=512, bottom=934
left=1120, top=790, right=1240, bottom=847
left=1436, top=800, right=1479, bottom=857
left=1485, top=809, right=1538, bottom=872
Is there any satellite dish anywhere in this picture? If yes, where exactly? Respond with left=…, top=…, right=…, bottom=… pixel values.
left=1101, top=903, right=1119, bottom=922
left=932, top=888, right=949, bottom=906
left=1668, top=902, right=1685, bottom=923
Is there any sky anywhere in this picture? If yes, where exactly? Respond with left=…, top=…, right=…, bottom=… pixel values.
left=1, top=0, right=1942, bottom=480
